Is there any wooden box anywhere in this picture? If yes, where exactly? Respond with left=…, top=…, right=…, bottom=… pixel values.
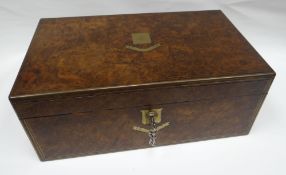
left=9, top=10, right=275, bottom=161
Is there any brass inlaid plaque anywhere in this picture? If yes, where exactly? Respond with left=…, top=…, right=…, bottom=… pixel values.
left=132, top=33, right=152, bottom=45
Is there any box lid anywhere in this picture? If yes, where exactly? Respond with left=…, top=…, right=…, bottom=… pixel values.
left=10, top=10, right=274, bottom=99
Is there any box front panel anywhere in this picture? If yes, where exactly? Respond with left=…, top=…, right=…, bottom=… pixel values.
left=23, top=94, right=265, bottom=161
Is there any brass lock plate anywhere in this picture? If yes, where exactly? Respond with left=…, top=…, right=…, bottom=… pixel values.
left=141, top=108, right=162, bottom=125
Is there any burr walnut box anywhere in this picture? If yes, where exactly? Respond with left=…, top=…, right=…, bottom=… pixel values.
left=9, top=10, right=275, bottom=161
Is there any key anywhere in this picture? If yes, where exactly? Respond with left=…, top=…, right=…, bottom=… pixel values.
left=133, top=111, right=170, bottom=146
left=133, top=121, right=170, bottom=146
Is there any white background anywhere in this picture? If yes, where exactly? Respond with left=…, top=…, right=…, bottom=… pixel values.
left=0, top=0, right=285, bottom=174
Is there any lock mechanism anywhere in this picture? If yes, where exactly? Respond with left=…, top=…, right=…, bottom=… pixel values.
left=133, top=108, right=170, bottom=146
left=141, top=108, right=162, bottom=125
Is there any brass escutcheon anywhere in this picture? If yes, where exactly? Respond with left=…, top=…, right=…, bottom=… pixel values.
left=141, top=108, right=162, bottom=125
left=133, top=108, right=170, bottom=146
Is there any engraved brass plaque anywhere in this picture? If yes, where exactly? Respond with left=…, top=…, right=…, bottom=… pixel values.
left=126, top=32, right=160, bottom=52
left=132, top=33, right=152, bottom=45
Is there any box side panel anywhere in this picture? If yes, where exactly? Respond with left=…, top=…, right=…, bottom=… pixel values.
left=244, top=76, right=275, bottom=133
left=23, top=94, right=263, bottom=161
left=13, top=78, right=271, bottom=119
